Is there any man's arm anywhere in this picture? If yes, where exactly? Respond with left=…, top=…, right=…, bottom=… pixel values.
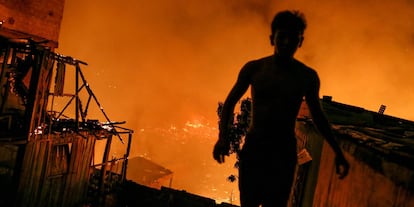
left=305, top=73, right=349, bottom=178
left=213, top=63, right=252, bottom=163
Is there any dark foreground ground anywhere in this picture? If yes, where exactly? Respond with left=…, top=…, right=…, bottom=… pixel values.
left=101, top=180, right=239, bottom=207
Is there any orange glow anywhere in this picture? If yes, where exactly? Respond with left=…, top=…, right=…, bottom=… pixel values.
left=57, top=0, right=414, bottom=205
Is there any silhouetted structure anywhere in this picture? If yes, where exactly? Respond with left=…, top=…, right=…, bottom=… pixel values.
left=1, top=2, right=137, bottom=206
left=0, top=34, right=134, bottom=207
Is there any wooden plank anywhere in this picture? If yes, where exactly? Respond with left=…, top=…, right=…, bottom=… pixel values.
left=79, top=134, right=95, bottom=200
left=37, top=139, right=52, bottom=207
left=312, top=141, right=414, bottom=207
left=68, top=135, right=84, bottom=206
left=32, top=139, right=48, bottom=207
left=26, top=141, right=38, bottom=206
left=62, top=133, right=80, bottom=206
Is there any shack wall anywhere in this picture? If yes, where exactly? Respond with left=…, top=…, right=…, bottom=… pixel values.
left=312, top=140, right=414, bottom=207
left=15, top=132, right=97, bottom=207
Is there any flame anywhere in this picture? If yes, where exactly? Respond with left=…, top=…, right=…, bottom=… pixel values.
left=133, top=118, right=239, bottom=204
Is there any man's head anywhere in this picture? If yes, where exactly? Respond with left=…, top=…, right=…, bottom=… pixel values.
left=270, top=10, right=307, bottom=58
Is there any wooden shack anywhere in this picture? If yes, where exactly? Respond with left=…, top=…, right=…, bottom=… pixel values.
left=0, top=2, right=134, bottom=206
left=290, top=96, right=414, bottom=207
left=0, top=35, right=134, bottom=207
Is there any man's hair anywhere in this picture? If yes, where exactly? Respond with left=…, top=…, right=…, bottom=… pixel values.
left=271, top=10, right=307, bottom=35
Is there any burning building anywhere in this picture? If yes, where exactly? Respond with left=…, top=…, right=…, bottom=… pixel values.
left=0, top=1, right=133, bottom=206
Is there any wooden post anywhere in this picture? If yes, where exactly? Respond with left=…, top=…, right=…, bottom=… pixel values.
left=99, top=135, right=113, bottom=205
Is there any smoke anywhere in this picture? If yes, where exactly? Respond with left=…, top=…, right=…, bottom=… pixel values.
left=58, top=0, right=277, bottom=128
left=270, top=0, right=414, bottom=118
left=57, top=0, right=414, bottom=204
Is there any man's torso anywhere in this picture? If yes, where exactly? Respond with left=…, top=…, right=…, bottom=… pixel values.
left=246, top=55, right=316, bottom=141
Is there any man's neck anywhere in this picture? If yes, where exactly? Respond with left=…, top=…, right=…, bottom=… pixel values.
left=274, top=54, right=295, bottom=65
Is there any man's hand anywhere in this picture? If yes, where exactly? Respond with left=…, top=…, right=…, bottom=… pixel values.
left=335, top=154, right=350, bottom=179
left=213, top=139, right=230, bottom=164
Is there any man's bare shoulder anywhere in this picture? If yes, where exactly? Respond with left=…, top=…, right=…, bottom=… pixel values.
left=293, top=59, right=315, bottom=72
left=246, top=56, right=315, bottom=72
left=239, top=55, right=273, bottom=76
left=293, top=59, right=318, bottom=78
left=244, top=55, right=273, bottom=67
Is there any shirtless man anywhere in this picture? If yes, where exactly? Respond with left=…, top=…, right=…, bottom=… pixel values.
left=213, top=10, right=349, bottom=207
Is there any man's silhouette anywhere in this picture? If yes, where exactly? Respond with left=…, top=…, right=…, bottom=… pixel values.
left=213, top=10, right=349, bottom=207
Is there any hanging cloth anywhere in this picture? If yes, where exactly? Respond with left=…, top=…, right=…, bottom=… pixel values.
left=54, top=61, right=65, bottom=96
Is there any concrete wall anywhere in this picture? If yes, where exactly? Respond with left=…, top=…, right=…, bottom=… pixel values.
left=0, top=0, right=65, bottom=47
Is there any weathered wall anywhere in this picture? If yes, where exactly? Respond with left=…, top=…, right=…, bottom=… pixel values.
left=312, top=140, right=414, bottom=207
left=15, top=132, right=97, bottom=207
left=0, top=145, right=19, bottom=206
left=0, top=0, right=65, bottom=46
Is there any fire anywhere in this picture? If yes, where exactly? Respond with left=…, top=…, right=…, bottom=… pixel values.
left=57, top=0, right=414, bottom=206
left=133, top=117, right=240, bottom=205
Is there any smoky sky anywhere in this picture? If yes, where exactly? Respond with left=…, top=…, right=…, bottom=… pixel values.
left=58, top=0, right=414, bottom=129
left=56, top=0, right=414, bottom=203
